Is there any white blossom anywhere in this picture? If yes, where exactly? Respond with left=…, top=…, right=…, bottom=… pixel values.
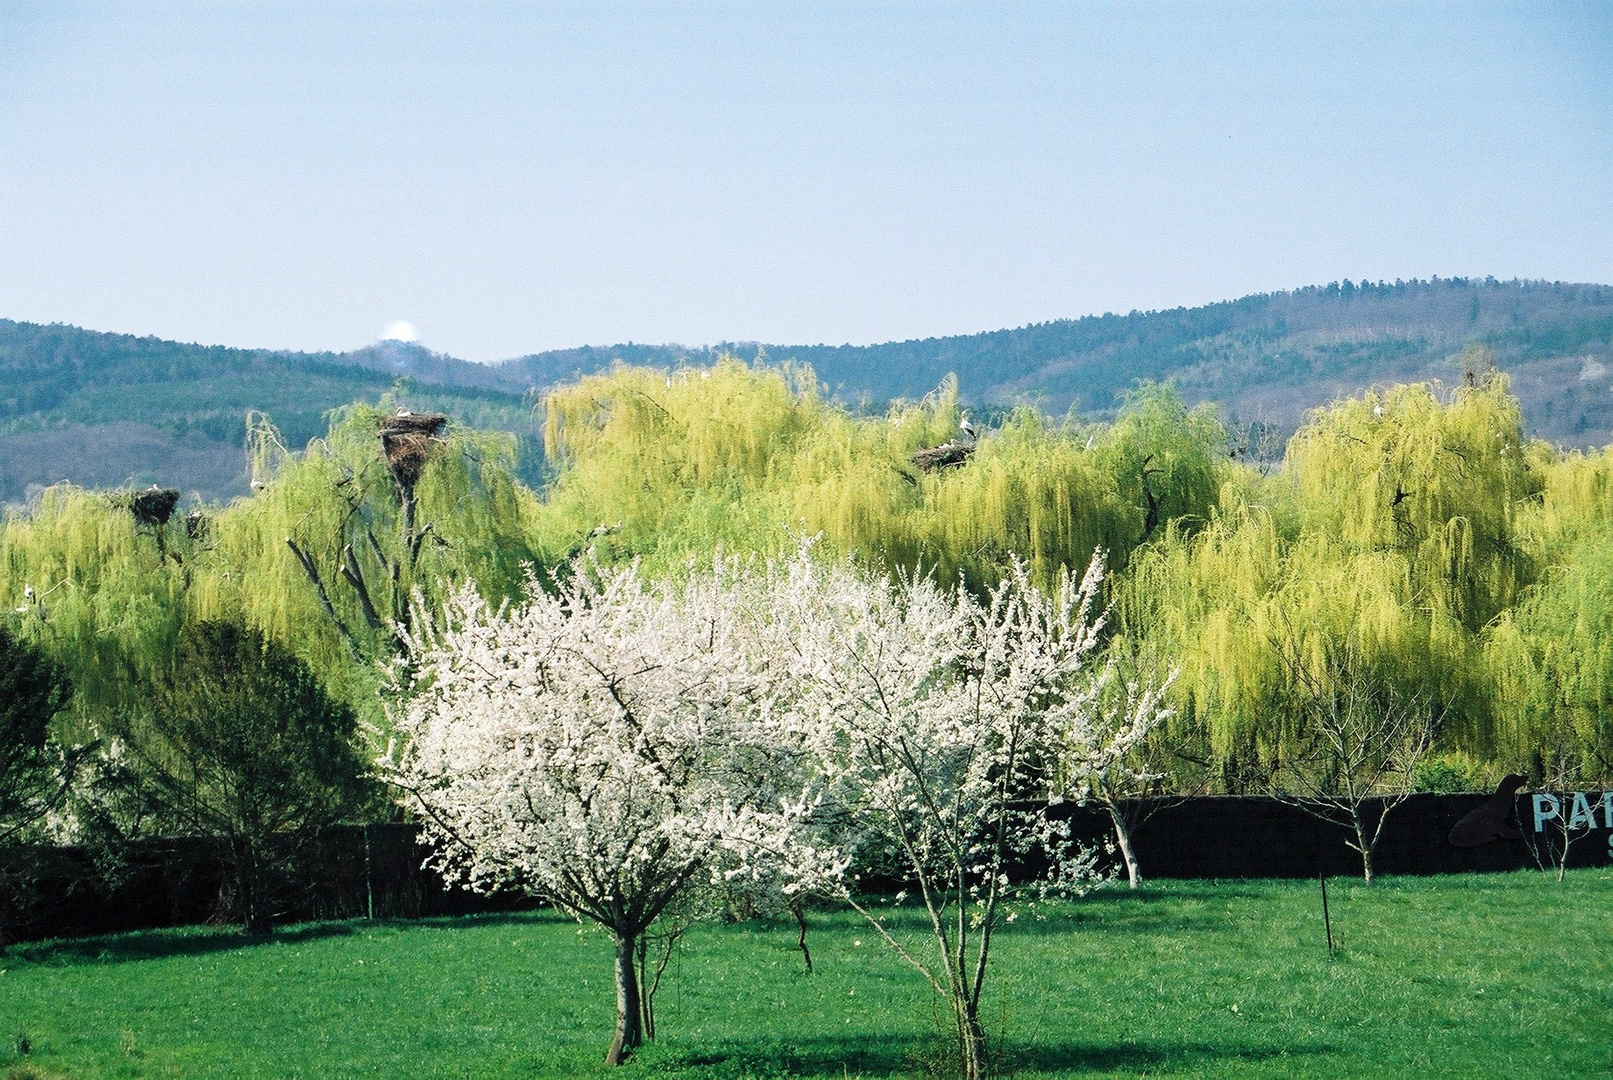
left=761, top=546, right=1159, bottom=1080
left=383, top=558, right=812, bottom=1063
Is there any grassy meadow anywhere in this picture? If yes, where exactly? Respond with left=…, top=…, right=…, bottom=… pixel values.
left=3, top=871, right=1610, bottom=1080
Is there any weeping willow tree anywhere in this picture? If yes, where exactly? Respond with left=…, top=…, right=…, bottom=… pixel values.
left=539, top=361, right=1229, bottom=593
left=1482, top=445, right=1613, bottom=779
left=1485, top=547, right=1613, bottom=783
left=1521, top=441, right=1613, bottom=554
left=540, top=360, right=828, bottom=572
left=1116, top=375, right=1545, bottom=788
left=13, top=356, right=1594, bottom=806
left=1087, top=383, right=1228, bottom=548
left=1121, top=514, right=1455, bottom=781
left=0, top=485, right=198, bottom=735
left=191, top=403, right=549, bottom=711
left=1285, top=376, right=1543, bottom=633
left=868, top=384, right=1224, bottom=592
left=0, top=400, right=549, bottom=739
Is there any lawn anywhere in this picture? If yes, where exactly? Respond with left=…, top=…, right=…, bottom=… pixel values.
left=2, top=871, right=1609, bottom=1079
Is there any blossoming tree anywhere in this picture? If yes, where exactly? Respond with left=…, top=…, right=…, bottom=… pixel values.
left=773, top=550, right=1161, bottom=1080
left=384, top=560, right=807, bottom=1065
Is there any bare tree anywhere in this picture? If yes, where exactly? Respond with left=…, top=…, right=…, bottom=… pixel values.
left=1269, top=634, right=1440, bottom=884
left=1525, top=730, right=1606, bottom=884
left=1059, top=649, right=1179, bottom=889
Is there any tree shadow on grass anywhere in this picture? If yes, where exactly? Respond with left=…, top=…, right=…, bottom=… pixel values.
left=1097, top=881, right=1277, bottom=902
left=1002, top=1038, right=1334, bottom=1075
left=6, top=909, right=564, bottom=968
left=393, top=909, right=565, bottom=934
left=8, top=920, right=364, bottom=966
left=645, top=1033, right=1334, bottom=1078
left=835, top=884, right=1281, bottom=941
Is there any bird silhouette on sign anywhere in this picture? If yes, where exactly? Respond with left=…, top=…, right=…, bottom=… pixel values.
left=1448, top=774, right=1526, bottom=847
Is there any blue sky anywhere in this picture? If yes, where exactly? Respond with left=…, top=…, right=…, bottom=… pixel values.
left=1, top=1, right=1609, bottom=361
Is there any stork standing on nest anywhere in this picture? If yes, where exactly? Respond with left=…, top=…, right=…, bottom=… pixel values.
left=911, top=415, right=979, bottom=472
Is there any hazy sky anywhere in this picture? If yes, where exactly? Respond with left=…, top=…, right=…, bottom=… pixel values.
left=1, top=2, right=1609, bottom=361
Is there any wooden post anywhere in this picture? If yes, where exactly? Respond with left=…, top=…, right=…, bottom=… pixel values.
left=364, top=825, right=376, bottom=920
left=1319, top=873, right=1334, bottom=955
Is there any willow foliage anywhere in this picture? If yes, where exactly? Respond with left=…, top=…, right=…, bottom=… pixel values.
left=1, top=486, right=194, bottom=733
left=1517, top=444, right=1613, bottom=557
left=541, top=361, right=827, bottom=570
left=1116, top=378, right=1548, bottom=779
left=1286, top=377, right=1541, bottom=631
left=539, top=362, right=1228, bottom=592
left=1484, top=552, right=1613, bottom=777
left=196, top=403, right=548, bottom=709
left=1481, top=445, right=1613, bottom=775
left=4, top=402, right=547, bottom=728
left=1119, top=511, right=1458, bottom=770
left=9, top=357, right=1609, bottom=792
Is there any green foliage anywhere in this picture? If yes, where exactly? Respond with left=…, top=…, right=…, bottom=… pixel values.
left=0, top=486, right=194, bottom=735
left=1412, top=752, right=1498, bottom=793
left=1474, top=444, right=1613, bottom=776
left=1121, top=515, right=1458, bottom=772
left=134, top=620, right=371, bottom=831
left=197, top=403, right=548, bottom=703
left=2, top=397, right=549, bottom=740
left=1088, top=381, right=1227, bottom=541
left=8, top=354, right=1613, bottom=804
left=106, top=621, right=372, bottom=932
left=1117, top=378, right=1550, bottom=778
left=1483, top=535, right=1613, bottom=778
left=539, top=363, right=1230, bottom=592
left=0, top=624, right=75, bottom=845
left=1286, top=376, right=1540, bottom=632
left=539, top=360, right=825, bottom=569
left=903, top=385, right=1223, bottom=591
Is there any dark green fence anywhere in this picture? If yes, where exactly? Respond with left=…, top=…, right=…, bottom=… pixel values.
left=3, top=792, right=1605, bottom=944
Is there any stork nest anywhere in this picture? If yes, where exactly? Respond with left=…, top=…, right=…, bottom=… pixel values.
left=378, top=411, right=449, bottom=488
left=126, top=487, right=181, bottom=528
left=911, top=441, right=975, bottom=472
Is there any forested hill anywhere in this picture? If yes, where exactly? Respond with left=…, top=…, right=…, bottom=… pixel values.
left=0, top=327, right=537, bottom=503
left=507, top=277, right=1613, bottom=438
left=5, top=277, right=1613, bottom=503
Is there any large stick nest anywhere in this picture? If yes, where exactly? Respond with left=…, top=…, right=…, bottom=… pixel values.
left=378, top=411, right=449, bottom=489
left=911, top=441, right=975, bottom=472
left=125, top=487, right=181, bottom=528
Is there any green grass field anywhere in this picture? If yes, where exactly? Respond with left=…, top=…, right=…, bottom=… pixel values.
left=3, top=871, right=1610, bottom=1079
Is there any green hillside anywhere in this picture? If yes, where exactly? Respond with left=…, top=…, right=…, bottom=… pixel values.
left=508, top=277, right=1613, bottom=439
left=5, top=276, right=1612, bottom=503
left=0, top=325, right=536, bottom=502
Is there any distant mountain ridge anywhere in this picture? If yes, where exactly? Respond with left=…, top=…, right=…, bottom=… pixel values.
left=500, top=277, right=1613, bottom=434
left=4, top=277, right=1612, bottom=503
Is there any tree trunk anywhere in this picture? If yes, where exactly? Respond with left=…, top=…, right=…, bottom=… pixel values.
left=957, top=1001, right=989, bottom=1080
left=1109, top=805, right=1142, bottom=889
left=606, top=931, right=643, bottom=1065
left=1352, top=814, right=1375, bottom=886
left=793, top=902, right=813, bottom=972
left=233, top=836, right=273, bottom=935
